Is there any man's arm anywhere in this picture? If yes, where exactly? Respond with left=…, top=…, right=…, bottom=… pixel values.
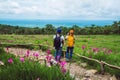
left=61, top=35, right=65, bottom=45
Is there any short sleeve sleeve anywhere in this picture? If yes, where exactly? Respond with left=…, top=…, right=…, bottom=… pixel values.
left=53, top=35, right=56, bottom=39
left=65, top=36, right=68, bottom=40
left=61, top=35, right=64, bottom=41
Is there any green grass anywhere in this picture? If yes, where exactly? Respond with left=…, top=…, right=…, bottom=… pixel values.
left=0, top=35, right=120, bottom=53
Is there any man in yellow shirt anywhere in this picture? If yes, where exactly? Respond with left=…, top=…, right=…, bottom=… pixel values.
left=65, top=29, right=75, bottom=61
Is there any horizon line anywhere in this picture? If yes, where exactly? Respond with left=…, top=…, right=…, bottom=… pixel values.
left=0, top=18, right=119, bottom=21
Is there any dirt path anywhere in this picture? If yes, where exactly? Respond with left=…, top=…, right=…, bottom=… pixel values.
left=4, top=47, right=116, bottom=80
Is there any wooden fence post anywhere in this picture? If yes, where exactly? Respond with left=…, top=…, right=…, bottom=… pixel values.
left=100, top=61, right=105, bottom=75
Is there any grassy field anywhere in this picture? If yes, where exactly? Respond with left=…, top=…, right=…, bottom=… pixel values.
left=0, top=34, right=120, bottom=53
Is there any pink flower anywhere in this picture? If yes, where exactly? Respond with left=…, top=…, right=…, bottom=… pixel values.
left=20, top=57, right=24, bottom=62
left=25, top=54, right=29, bottom=57
left=8, top=58, right=13, bottom=63
left=27, top=50, right=30, bottom=55
left=93, top=48, right=98, bottom=53
left=46, top=55, right=49, bottom=60
left=82, top=45, right=85, bottom=50
left=36, top=77, right=40, bottom=80
left=35, top=53, right=39, bottom=57
left=108, top=50, right=112, bottom=54
left=46, top=55, right=52, bottom=62
left=60, top=61, right=67, bottom=68
left=33, top=53, right=36, bottom=56
left=46, top=49, right=50, bottom=55
left=60, top=61, right=67, bottom=73
left=25, top=50, right=30, bottom=57
left=61, top=67, right=66, bottom=73
left=103, top=48, right=107, bottom=51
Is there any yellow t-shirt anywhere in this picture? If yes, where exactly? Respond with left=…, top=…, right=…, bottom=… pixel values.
left=66, top=35, right=75, bottom=47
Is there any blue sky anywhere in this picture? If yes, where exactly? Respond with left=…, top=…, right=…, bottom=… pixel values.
left=0, top=0, right=120, bottom=20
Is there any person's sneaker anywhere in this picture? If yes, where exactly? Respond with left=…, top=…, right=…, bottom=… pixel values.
left=69, top=59, right=72, bottom=62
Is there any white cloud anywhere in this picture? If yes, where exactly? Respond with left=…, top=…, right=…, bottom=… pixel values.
left=0, top=0, right=120, bottom=20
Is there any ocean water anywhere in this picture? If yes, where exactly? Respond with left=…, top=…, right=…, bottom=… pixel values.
left=0, top=19, right=116, bottom=28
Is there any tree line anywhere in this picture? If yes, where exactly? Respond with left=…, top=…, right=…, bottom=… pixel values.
left=0, top=21, right=120, bottom=35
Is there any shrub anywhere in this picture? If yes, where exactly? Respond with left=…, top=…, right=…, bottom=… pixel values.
left=0, top=48, right=74, bottom=80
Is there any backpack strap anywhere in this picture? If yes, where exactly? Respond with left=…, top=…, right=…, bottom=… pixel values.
left=56, top=34, right=61, bottom=38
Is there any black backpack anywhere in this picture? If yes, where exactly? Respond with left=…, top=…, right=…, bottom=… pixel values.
left=54, top=34, right=61, bottom=49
